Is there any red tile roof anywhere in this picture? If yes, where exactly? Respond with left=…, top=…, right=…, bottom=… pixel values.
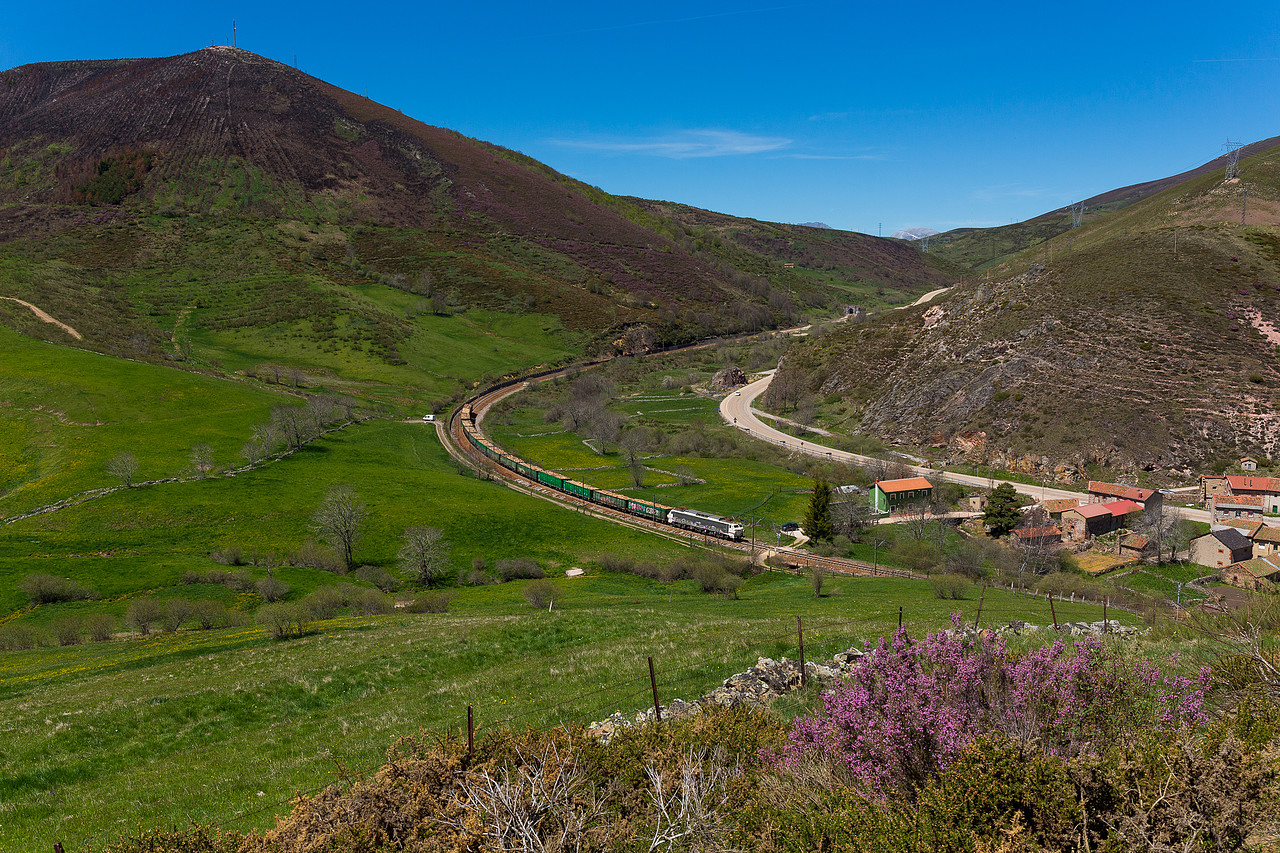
left=1254, top=525, right=1280, bottom=543
left=1220, top=519, right=1264, bottom=537
left=1120, top=533, right=1151, bottom=549
left=1102, top=499, right=1143, bottom=516
left=1088, top=481, right=1155, bottom=502
left=1043, top=498, right=1079, bottom=513
left=1066, top=503, right=1114, bottom=519
left=1226, top=557, right=1280, bottom=580
left=1215, top=494, right=1264, bottom=508
left=875, top=477, right=933, bottom=494
left=1225, top=475, right=1280, bottom=493
left=1012, top=525, right=1062, bottom=539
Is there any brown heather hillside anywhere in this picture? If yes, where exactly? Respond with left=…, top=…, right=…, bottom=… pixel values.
left=0, top=47, right=948, bottom=361
left=775, top=144, right=1280, bottom=476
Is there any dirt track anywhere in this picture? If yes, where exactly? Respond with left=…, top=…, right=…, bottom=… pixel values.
left=0, top=297, right=82, bottom=340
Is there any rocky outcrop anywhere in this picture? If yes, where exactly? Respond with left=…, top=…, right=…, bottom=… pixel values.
left=709, top=367, right=748, bottom=391
left=586, top=621, right=1142, bottom=741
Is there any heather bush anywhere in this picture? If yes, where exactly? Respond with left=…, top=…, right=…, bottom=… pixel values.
left=779, top=618, right=1209, bottom=799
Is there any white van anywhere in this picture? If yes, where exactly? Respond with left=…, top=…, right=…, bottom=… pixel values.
left=422, top=414, right=436, bottom=422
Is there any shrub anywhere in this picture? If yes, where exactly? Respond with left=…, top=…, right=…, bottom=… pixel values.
left=85, top=613, right=116, bottom=642
left=408, top=592, right=455, bottom=614
left=256, top=602, right=308, bottom=640
left=211, top=546, right=244, bottom=566
left=256, top=576, right=290, bottom=602
left=291, top=540, right=345, bottom=574
left=160, top=598, right=195, bottom=632
left=351, top=589, right=393, bottom=615
left=0, top=624, right=44, bottom=650
left=498, top=558, right=545, bottom=581
left=19, top=573, right=95, bottom=605
left=463, top=568, right=495, bottom=586
left=302, top=586, right=344, bottom=620
left=779, top=620, right=1209, bottom=799
left=191, top=600, right=229, bottom=630
left=523, top=579, right=559, bottom=609
left=126, top=598, right=164, bottom=635
left=51, top=616, right=84, bottom=646
left=355, top=564, right=400, bottom=593
left=929, top=574, right=973, bottom=600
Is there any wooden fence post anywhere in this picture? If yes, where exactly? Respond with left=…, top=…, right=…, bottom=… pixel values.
left=1049, top=593, right=1058, bottom=630
left=974, top=586, right=986, bottom=629
left=1103, top=598, right=1108, bottom=633
left=648, top=656, right=662, bottom=724
left=797, top=616, right=807, bottom=687
left=467, top=704, right=474, bottom=758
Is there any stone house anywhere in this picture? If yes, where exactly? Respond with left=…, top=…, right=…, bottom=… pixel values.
left=1059, top=500, right=1139, bottom=541
left=1086, top=481, right=1162, bottom=513
left=1251, top=524, right=1280, bottom=560
left=1011, top=525, right=1063, bottom=549
left=1043, top=498, right=1079, bottom=521
left=1240, top=457, right=1258, bottom=471
left=1119, top=533, right=1155, bottom=559
left=1213, top=494, right=1264, bottom=522
left=1221, top=557, right=1280, bottom=591
left=1200, top=475, right=1229, bottom=506
left=959, top=494, right=988, bottom=512
left=1224, top=475, right=1280, bottom=515
left=1189, top=528, right=1254, bottom=569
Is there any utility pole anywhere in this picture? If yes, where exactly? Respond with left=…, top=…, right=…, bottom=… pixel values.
left=1243, top=187, right=1248, bottom=226
left=233, top=20, right=237, bottom=48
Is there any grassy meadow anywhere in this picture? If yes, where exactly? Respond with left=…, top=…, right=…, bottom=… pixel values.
left=0, top=567, right=1122, bottom=852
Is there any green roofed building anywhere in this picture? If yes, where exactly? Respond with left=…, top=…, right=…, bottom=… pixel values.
left=870, top=477, right=933, bottom=515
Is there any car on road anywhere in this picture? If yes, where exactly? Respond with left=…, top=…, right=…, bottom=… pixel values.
left=734, top=390, right=741, bottom=395
left=780, top=522, right=800, bottom=532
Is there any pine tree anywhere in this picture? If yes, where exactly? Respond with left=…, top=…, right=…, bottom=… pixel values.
left=804, top=480, right=835, bottom=541
left=982, top=482, right=1022, bottom=538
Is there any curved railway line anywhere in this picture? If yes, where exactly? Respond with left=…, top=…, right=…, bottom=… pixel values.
left=443, top=366, right=923, bottom=581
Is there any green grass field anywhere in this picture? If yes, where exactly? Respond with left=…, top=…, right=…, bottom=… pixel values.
left=0, top=568, right=1123, bottom=852
left=0, top=418, right=696, bottom=615
left=0, top=325, right=283, bottom=518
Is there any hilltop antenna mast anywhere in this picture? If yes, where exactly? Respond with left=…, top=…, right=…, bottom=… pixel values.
left=233, top=20, right=237, bottom=48
left=1223, top=138, right=1243, bottom=180
left=1070, top=202, right=1085, bottom=228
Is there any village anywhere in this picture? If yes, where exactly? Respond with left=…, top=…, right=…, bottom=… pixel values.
left=866, top=459, right=1280, bottom=596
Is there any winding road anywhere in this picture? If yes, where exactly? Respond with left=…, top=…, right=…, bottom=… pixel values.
left=720, top=372, right=1212, bottom=524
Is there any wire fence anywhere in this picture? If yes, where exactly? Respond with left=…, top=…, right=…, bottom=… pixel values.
left=57, top=589, right=1151, bottom=851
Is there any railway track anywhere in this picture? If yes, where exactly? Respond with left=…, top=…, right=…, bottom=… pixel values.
left=443, top=369, right=926, bottom=581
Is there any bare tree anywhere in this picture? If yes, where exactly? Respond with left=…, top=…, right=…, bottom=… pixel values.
left=898, top=502, right=935, bottom=541
left=311, top=485, right=368, bottom=571
left=190, top=443, right=215, bottom=478
left=398, top=526, right=450, bottom=586
left=107, top=451, right=139, bottom=487
left=1140, top=503, right=1186, bottom=563
left=831, top=497, right=875, bottom=541
left=271, top=404, right=309, bottom=451
left=619, top=428, right=649, bottom=487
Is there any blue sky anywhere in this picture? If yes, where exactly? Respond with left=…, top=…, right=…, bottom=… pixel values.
left=3, top=1, right=1279, bottom=235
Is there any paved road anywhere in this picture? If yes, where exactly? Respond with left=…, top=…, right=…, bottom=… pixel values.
left=720, top=372, right=1212, bottom=524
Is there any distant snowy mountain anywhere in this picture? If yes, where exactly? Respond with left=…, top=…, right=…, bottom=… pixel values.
left=891, top=227, right=940, bottom=240
left=796, top=221, right=834, bottom=229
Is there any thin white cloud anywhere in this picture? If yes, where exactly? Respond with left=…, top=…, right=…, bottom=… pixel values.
left=549, top=129, right=792, bottom=159
left=786, top=153, right=885, bottom=161
left=807, top=111, right=849, bottom=122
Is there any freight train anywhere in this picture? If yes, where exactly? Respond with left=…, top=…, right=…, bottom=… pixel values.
left=458, top=402, right=744, bottom=540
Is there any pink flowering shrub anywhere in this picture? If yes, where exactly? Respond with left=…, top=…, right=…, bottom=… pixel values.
left=779, top=617, right=1209, bottom=799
